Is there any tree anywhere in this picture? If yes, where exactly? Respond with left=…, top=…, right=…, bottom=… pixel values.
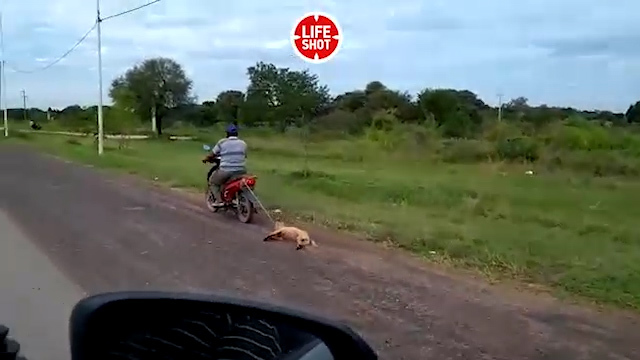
left=215, top=90, right=245, bottom=123
left=626, top=101, right=640, bottom=124
left=364, top=81, right=386, bottom=95
left=507, top=96, right=528, bottom=109
left=244, top=61, right=330, bottom=130
left=522, top=105, right=555, bottom=127
left=165, top=103, right=216, bottom=128
left=279, top=68, right=331, bottom=127
left=109, top=84, right=137, bottom=114
left=18, top=55, right=637, bottom=141
left=109, top=57, right=194, bottom=136
left=57, top=105, right=94, bottom=133
left=333, top=91, right=367, bottom=112
left=366, top=89, right=419, bottom=122
left=417, top=89, right=483, bottom=137
left=61, top=105, right=84, bottom=117
left=198, top=101, right=218, bottom=127
left=595, top=110, right=624, bottom=125
left=504, top=96, right=528, bottom=115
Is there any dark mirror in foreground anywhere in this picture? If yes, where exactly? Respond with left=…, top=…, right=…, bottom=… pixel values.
left=70, top=291, right=377, bottom=360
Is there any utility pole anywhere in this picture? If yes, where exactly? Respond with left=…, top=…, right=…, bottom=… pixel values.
left=96, top=0, right=105, bottom=155
left=20, top=89, right=27, bottom=122
left=151, top=105, right=157, bottom=133
left=497, top=93, right=503, bottom=122
left=0, top=13, right=6, bottom=137
left=0, top=58, right=3, bottom=136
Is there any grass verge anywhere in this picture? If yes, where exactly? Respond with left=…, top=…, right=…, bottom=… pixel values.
left=4, top=131, right=640, bottom=310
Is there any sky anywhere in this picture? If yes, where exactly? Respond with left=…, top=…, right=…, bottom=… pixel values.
left=1, top=0, right=639, bottom=112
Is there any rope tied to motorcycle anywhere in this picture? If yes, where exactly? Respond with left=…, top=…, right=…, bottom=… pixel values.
left=240, top=178, right=275, bottom=224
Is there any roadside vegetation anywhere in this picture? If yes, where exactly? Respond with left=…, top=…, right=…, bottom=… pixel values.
left=4, top=56, right=640, bottom=310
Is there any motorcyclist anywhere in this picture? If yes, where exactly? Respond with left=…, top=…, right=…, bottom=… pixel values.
left=29, top=119, right=41, bottom=130
left=202, top=123, right=247, bottom=207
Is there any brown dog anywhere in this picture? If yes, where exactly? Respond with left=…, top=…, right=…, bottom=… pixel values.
left=263, top=221, right=318, bottom=250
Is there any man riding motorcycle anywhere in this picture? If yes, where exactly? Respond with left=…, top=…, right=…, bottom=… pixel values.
left=202, top=123, right=247, bottom=207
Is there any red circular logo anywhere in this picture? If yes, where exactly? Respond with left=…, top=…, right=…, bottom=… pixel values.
left=291, top=12, right=343, bottom=64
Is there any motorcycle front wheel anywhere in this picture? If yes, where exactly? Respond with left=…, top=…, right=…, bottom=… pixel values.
left=205, top=188, right=219, bottom=213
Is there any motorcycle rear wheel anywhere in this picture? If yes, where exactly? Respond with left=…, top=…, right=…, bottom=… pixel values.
left=236, top=191, right=254, bottom=223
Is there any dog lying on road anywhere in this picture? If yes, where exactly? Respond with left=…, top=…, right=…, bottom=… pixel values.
left=263, top=221, right=318, bottom=250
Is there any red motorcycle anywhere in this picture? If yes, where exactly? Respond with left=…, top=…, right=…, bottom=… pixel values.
left=202, top=144, right=258, bottom=223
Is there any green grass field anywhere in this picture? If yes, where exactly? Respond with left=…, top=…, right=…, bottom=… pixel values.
left=4, top=128, right=640, bottom=310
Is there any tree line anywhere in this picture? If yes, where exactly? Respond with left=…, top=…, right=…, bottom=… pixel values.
left=13, top=57, right=640, bottom=137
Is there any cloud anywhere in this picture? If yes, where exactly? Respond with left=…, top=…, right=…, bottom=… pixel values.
left=535, top=35, right=640, bottom=58
left=0, top=0, right=638, bottom=111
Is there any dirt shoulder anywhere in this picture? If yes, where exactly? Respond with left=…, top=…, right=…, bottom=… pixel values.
left=0, top=145, right=638, bottom=360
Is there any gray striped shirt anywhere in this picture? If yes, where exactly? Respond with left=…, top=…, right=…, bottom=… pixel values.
left=212, top=136, right=247, bottom=172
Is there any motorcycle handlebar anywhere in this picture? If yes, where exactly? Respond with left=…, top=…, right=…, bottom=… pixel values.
left=202, top=155, right=220, bottom=164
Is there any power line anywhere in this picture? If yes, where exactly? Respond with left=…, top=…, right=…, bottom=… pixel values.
left=0, top=0, right=161, bottom=149
left=3, top=0, right=161, bottom=75
left=101, top=0, right=161, bottom=21
left=6, top=22, right=97, bottom=74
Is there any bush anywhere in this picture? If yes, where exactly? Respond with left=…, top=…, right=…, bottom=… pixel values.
left=542, top=119, right=626, bottom=151
left=364, top=127, right=404, bottom=151
left=58, top=114, right=96, bottom=134
left=482, top=120, right=523, bottom=142
left=439, top=110, right=478, bottom=138
left=440, top=139, right=494, bottom=163
left=547, top=151, right=640, bottom=177
left=370, top=110, right=397, bottom=132
left=495, top=137, right=539, bottom=162
left=396, top=123, right=441, bottom=153
left=363, top=112, right=405, bottom=151
left=104, top=106, right=137, bottom=135
left=312, top=109, right=366, bottom=135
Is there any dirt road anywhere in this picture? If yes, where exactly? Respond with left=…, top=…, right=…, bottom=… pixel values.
left=0, top=145, right=638, bottom=360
